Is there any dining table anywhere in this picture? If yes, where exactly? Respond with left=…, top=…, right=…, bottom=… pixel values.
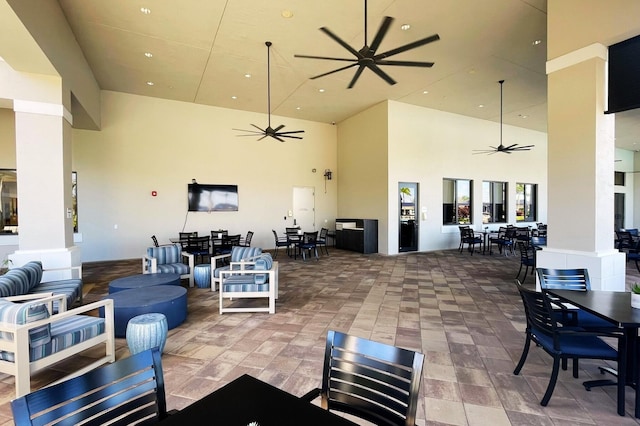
left=158, top=374, right=357, bottom=425
left=546, top=289, right=640, bottom=417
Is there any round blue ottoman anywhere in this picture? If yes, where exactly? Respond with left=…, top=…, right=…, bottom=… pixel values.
left=109, top=273, right=181, bottom=293
left=193, top=264, right=211, bottom=288
left=126, top=313, right=168, bottom=354
left=104, top=286, right=187, bottom=337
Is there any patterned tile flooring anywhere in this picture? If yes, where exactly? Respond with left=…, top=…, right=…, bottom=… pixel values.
left=1, top=248, right=640, bottom=425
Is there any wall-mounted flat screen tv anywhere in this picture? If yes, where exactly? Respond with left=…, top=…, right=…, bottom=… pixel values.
left=188, top=184, right=238, bottom=212
left=608, top=34, right=640, bottom=114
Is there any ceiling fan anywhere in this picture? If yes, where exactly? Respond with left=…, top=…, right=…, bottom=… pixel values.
left=473, top=80, right=535, bottom=154
left=234, top=41, right=304, bottom=142
left=294, top=0, right=440, bottom=89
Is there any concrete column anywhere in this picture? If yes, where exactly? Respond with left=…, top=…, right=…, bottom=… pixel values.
left=537, top=44, right=625, bottom=290
left=9, top=100, right=79, bottom=273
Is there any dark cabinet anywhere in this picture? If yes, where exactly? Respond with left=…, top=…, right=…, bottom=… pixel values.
left=335, top=219, right=378, bottom=254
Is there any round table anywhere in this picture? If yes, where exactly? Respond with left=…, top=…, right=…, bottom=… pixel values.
left=103, top=286, right=187, bottom=337
left=108, top=273, right=181, bottom=293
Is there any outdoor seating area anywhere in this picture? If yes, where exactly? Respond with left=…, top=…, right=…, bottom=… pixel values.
left=0, top=248, right=637, bottom=425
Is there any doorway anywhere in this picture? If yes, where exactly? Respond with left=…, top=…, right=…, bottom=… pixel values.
left=293, top=186, right=315, bottom=230
left=615, top=192, right=625, bottom=231
left=399, top=182, right=418, bottom=252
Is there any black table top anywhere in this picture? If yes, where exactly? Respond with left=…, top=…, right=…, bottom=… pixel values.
left=158, top=374, right=356, bottom=426
left=548, top=289, right=640, bottom=327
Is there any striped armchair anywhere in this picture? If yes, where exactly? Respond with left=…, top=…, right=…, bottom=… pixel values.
left=219, top=253, right=278, bottom=314
left=142, top=243, right=194, bottom=287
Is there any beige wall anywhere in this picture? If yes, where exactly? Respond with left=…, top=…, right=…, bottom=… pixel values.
left=71, top=91, right=337, bottom=261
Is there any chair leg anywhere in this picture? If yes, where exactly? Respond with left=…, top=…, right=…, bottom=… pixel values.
left=513, top=335, right=531, bottom=375
left=540, top=356, right=561, bottom=406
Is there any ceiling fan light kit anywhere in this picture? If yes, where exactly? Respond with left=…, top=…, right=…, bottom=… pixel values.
left=473, top=80, right=535, bottom=155
left=294, top=0, right=439, bottom=89
left=233, top=41, right=304, bottom=142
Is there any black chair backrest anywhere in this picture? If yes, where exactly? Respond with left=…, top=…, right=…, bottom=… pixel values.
left=223, top=234, right=241, bottom=247
left=319, top=227, right=328, bottom=240
left=187, top=235, right=210, bottom=251
left=536, top=268, right=590, bottom=291
left=319, top=330, right=424, bottom=426
left=211, top=229, right=228, bottom=238
left=151, top=235, right=160, bottom=247
left=515, top=280, right=558, bottom=341
left=11, top=348, right=167, bottom=426
left=302, top=231, right=318, bottom=244
left=517, top=240, right=532, bottom=259
left=244, top=231, right=254, bottom=245
left=179, top=231, right=197, bottom=239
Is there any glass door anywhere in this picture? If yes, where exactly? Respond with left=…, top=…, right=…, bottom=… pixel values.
left=399, top=183, right=418, bottom=252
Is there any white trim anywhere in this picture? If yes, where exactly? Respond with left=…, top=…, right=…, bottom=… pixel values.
left=546, top=43, right=608, bottom=75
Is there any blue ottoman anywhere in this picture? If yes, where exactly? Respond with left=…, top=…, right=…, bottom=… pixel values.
left=193, top=264, right=211, bottom=289
left=126, top=313, right=168, bottom=354
left=109, top=273, right=181, bottom=293
left=103, top=286, right=187, bottom=337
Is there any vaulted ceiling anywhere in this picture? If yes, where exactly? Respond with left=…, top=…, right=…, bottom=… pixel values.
left=7, top=0, right=640, bottom=150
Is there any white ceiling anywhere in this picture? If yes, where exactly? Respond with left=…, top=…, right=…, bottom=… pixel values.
left=29, top=0, right=640, bottom=150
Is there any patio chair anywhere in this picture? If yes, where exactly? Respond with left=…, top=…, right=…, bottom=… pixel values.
left=301, top=330, right=424, bottom=426
left=271, top=229, right=289, bottom=259
left=513, top=280, right=624, bottom=407
left=11, top=348, right=171, bottom=425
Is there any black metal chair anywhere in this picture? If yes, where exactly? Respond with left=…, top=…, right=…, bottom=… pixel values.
left=219, top=234, right=241, bottom=256
left=297, top=231, right=319, bottom=261
left=239, top=230, right=254, bottom=247
left=515, top=241, right=535, bottom=283
left=11, top=348, right=172, bottom=425
left=271, top=229, right=289, bottom=259
left=152, top=235, right=160, bottom=247
left=513, top=280, right=624, bottom=408
left=301, top=330, right=424, bottom=426
left=317, top=227, right=329, bottom=255
left=459, top=227, right=482, bottom=255
left=186, top=235, right=211, bottom=264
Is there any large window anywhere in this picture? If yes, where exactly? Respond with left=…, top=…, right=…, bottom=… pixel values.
left=443, top=178, right=472, bottom=225
left=482, top=181, right=507, bottom=223
left=516, top=183, right=537, bottom=222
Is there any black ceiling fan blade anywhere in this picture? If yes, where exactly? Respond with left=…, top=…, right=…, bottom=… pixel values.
left=367, top=63, right=397, bottom=86
left=250, top=124, right=266, bottom=132
left=375, top=60, right=435, bottom=67
left=504, top=143, right=519, bottom=150
left=270, top=134, right=286, bottom=142
left=273, top=124, right=285, bottom=132
left=320, top=27, right=363, bottom=58
left=277, top=130, right=305, bottom=135
left=310, top=63, right=359, bottom=80
left=278, top=134, right=304, bottom=139
left=509, top=145, right=534, bottom=151
left=376, top=34, right=440, bottom=59
left=294, top=54, right=358, bottom=63
left=257, top=134, right=269, bottom=141
left=232, top=128, right=265, bottom=135
left=369, top=16, right=394, bottom=52
left=348, top=65, right=367, bottom=89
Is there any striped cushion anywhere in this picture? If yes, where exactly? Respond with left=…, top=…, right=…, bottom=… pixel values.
left=29, top=279, right=83, bottom=310
left=0, top=315, right=105, bottom=362
left=0, top=269, right=31, bottom=297
left=222, top=275, right=270, bottom=293
left=254, top=253, right=273, bottom=285
left=155, top=263, right=189, bottom=275
left=230, top=247, right=262, bottom=263
left=147, top=244, right=183, bottom=264
left=0, top=299, right=51, bottom=348
left=21, top=261, right=44, bottom=291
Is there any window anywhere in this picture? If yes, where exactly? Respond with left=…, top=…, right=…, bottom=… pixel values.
left=615, top=171, right=625, bottom=186
left=515, top=183, right=537, bottom=222
left=443, top=178, right=472, bottom=225
left=482, top=181, right=507, bottom=223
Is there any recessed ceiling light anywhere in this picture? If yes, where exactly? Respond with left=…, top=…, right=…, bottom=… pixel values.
left=422, top=90, right=429, bottom=95
left=231, top=96, right=237, bottom=100
left=318, top=88, right=325, bottom=93
left=244, top=73, right=251, bottom=78
left=146, top=81, right=154, bottom=86
left=281, top=10, right=293, bottom=18
left=478, top=104, right=484, bottom=108
left=519, top=114, right=529, bottom=119
left=532, top=39, right=542, bottom=46
left=144, top=52, right=153, bottom=58
left=140, top=7, right=151, bottom=14
left=401, top=24, right=411, bottom=31
left=296, top=106, right=301, bottom=110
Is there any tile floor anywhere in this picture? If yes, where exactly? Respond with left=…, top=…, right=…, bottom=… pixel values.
left=0, top=247, right=640, bottom=425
